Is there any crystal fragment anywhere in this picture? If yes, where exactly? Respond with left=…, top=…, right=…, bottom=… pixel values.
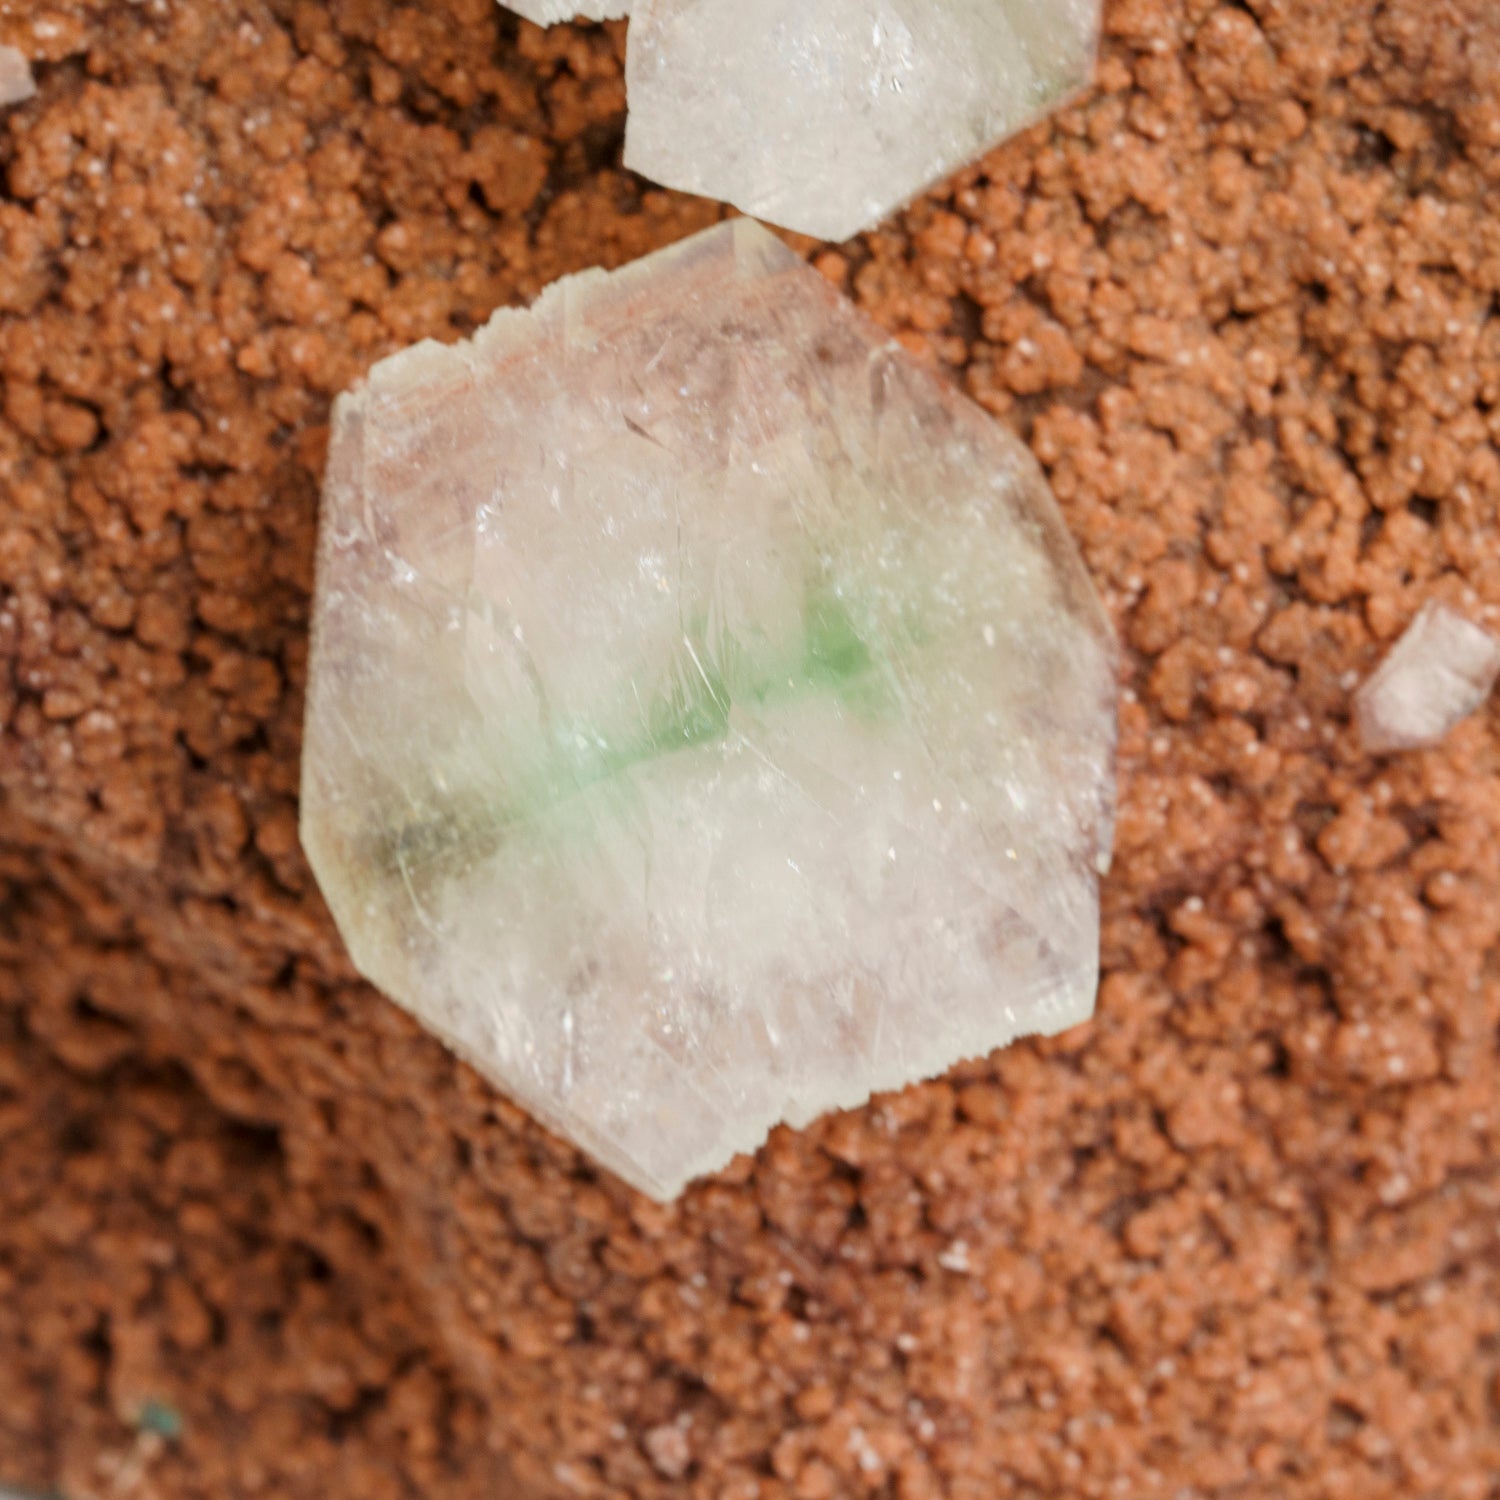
left=301, top=219, right=1117, bottom=1199
left=624, top=0, right=1101, bottom=241
left=502, top=0, right=628, bottom=23
left=0, top=46, right=35, bottom=107
left=1356, top=601, right=1500, bottom=753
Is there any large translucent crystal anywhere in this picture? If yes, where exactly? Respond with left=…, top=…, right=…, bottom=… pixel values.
left=302, top=220, right=1116, bottom=1199
left=624, top=0, right=1101, bottom=241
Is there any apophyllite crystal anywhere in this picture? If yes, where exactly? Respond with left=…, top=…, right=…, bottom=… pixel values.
left=1356, top=601, right=1500, bottom=753
left=623, top=0, right=1101, bottom=241
left=301, top=220, right=1116, bottom=1199
left=495, top=0, right=1099, bottom=242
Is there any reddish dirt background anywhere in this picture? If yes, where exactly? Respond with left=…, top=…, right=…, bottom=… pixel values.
left=3, top=0, right=1500, bottom=1496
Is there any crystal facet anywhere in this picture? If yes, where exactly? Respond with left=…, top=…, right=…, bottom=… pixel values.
left=0, top=46, right=35, bottom=108
left=1356, top=601, right=1500, bottom=753
left=301, top=220, right=1117, bottom=1199
left=502, top=0, right=629, bottom=22
left=624, top=0, right=1101, bottom=241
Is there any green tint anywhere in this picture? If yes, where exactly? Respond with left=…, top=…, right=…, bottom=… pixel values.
left=380, top=565, right=901, bottom=882
left=138, top=1399, right=183, bottom=1441
left=596, top=567, right=889, bottom=780
left=647, top=647, right=731, bottom=753
left=801, top=580, right=872, bottom=686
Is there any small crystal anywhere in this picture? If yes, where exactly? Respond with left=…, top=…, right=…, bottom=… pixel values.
left=301, top=220, right=1116, bottom=1199
left=0, top=46, right=36, bottom=108
left=1356, top=601, right=1500, bottom=753
left=502, top=0, right=628, bottom=23
left=624, top=0, right=1101, bottom=240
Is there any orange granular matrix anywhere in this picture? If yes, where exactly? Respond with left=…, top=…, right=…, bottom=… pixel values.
left=3, top=1, right=1500, bottom=1496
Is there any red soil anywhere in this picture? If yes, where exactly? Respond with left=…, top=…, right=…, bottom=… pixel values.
left=3, top=1, right=1500, bottom=1496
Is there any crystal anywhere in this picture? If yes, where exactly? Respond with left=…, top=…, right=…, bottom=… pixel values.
left=301, top=220, right=1117, bottom=1199
left=0, top=46, right=35, bottom=108
left=502, top=0, right=629, bottom=24
left=624, top=0, right=1101, bottom=241
left=1356, top=601, right=1500, bottom=753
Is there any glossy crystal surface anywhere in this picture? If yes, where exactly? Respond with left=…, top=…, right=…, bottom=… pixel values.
left=301, top=220, right=1116, bottom=1198
left=624, top=0, right=1100, bottom=240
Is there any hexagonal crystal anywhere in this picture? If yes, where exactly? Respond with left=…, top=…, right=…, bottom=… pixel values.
left=624, top=0, right=1101, bottom=240
left=301, top=220, right=1116, bottom=1199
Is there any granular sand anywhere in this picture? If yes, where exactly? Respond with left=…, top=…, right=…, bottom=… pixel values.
left=2, top=1, right=1500, bottom=1496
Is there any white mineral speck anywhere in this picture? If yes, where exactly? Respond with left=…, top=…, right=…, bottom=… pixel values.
left=937, top=1240, right=971, bottom=1272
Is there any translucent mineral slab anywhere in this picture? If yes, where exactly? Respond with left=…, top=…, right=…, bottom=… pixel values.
left=302, top=220, right=1117, bottom=1199
left=0, top=46, right=35, bottom=108
left=502, top=0, right=628, bottom=23
left=624, top=0, right=1101, bottom=241
left=1357, top=601, right=1500, bottom=753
